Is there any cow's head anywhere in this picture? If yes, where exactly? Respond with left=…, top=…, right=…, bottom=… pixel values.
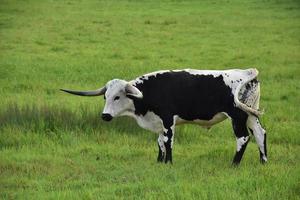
left=61, top=79, right=143, bottom=121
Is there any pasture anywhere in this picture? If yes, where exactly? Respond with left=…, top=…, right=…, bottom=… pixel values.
left=0, top=0, right=299, bottom=199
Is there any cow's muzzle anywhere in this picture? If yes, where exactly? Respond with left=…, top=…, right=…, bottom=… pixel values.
left=102, top=113, right=113, bottom=122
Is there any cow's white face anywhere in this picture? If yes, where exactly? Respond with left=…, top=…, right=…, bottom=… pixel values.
left=102, top=79, right=143, bottom=121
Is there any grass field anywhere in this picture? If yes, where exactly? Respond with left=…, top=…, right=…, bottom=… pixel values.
left=0, top=0, right=300, bottom=199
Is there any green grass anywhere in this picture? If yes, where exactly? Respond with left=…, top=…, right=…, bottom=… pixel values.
left=0, top=0, right=300, bottom=199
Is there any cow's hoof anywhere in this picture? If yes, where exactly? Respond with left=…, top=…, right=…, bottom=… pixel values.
left=157, top=157, right=164, bottom=163
left=231, top=161, right=240, bottom=167
left=164, top=159, right=172, bottom=164
left=260, top=158, right=267, bottom=164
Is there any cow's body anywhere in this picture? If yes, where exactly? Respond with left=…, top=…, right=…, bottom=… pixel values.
left=61, top=68, right=267, bottom=164
left=127, top=69, right=253, bottom=131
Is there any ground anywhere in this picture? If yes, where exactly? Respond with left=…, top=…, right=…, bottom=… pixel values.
left=0, top=0, right=299, bottom=199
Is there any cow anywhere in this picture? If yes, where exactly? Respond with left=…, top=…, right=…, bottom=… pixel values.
left=61, top=68, right=267, bottom=165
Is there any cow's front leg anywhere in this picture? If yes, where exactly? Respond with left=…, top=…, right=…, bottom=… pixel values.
left=157, top=134, right=165, bottom=162
left=164, top=127, right=174, bottom=164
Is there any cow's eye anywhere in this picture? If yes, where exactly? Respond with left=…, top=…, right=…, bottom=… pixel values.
left=114, top=96, right=120, bottom=101
left=104, top=95, right=106, bottom=100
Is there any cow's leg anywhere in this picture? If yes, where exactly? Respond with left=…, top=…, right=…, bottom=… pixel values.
left=157, top=134, right=165, bottom=162
left=164, top=128, right=174, bottom=163
left=232, top=117, right=250, bottom=165
left=162, top=117, right=175, bottom=164
left=247, top=115, right=267, bottom=163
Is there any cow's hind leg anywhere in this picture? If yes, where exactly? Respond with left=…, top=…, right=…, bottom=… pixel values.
left=247, top=115, right=267, bottom=163
left=157, top=134, right=165, bottom=162
left=232, top=117, right=250, bottom=165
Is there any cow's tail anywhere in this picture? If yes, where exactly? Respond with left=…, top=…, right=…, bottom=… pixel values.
left=234, top=68, right=264, bottom=117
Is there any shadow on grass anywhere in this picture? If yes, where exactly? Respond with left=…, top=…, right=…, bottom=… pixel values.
left=0, top=103, right=142, bottom=135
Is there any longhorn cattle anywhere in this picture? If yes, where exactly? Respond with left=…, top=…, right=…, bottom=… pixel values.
left=61, top=68, right=267, bottom=164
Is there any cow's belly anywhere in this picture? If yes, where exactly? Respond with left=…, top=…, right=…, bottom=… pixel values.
left=129, top=112, right=228, bottom=133
left=175, top=112, right=228, bottom=128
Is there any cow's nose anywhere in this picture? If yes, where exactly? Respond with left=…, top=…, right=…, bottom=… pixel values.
left=102, top=113, right=113, bottom=121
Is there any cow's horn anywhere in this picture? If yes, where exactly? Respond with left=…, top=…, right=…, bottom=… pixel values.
left=60, top=86, right=106, bottom=96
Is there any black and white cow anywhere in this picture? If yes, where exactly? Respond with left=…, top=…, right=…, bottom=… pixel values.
left=61, top=68, right=267, bottom=165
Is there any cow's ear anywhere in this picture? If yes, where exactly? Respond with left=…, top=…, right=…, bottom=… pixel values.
left=125, top=84, right=143, bottom=99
